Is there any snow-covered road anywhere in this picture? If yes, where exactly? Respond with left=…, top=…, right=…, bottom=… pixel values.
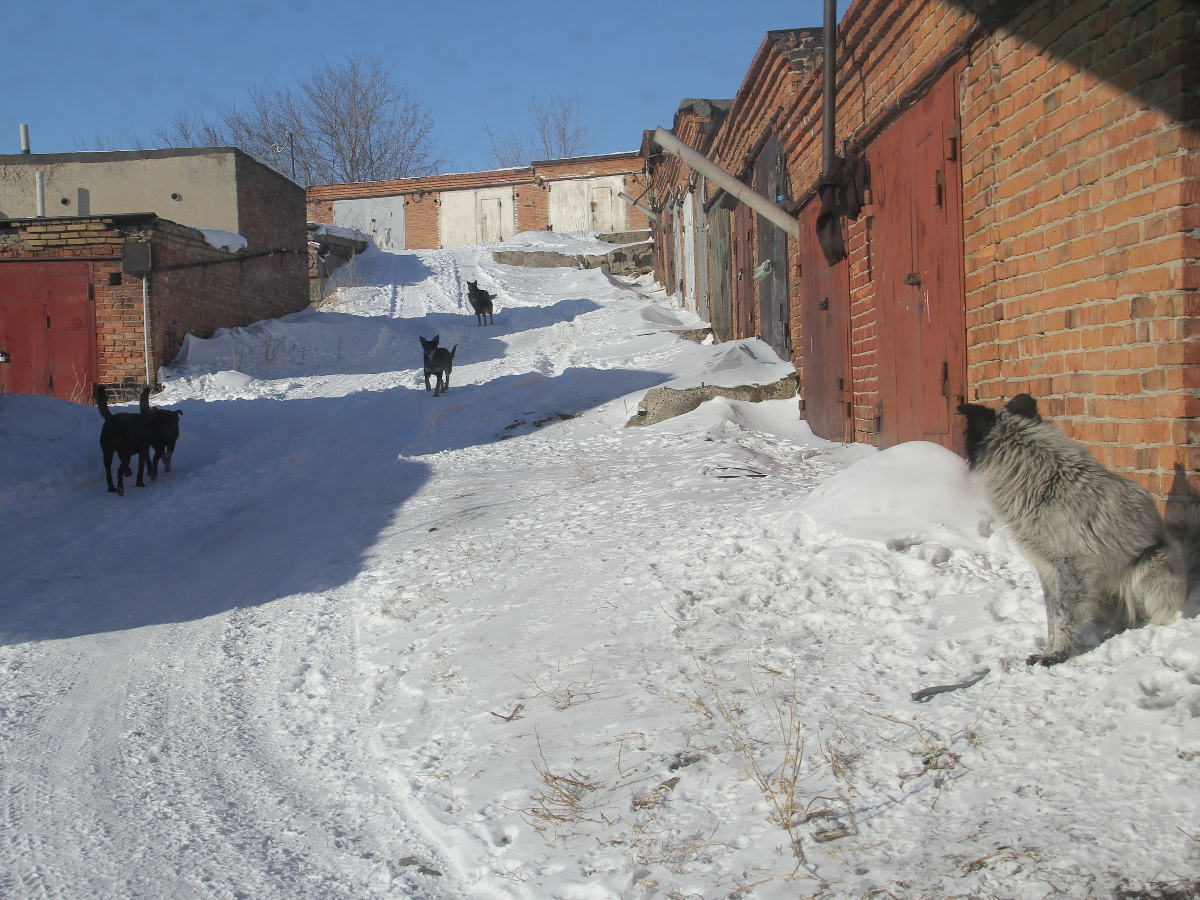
left=3, top=236, right=1199, bottom=898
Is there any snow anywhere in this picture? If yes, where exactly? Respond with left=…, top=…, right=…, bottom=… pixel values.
left=499, top=229, right=644, bottom=255
left=196, top=227, right=248, bottom=253
left=310, top=222, right=372, bottom=244
left=2, top=236, right=1199, bottom=899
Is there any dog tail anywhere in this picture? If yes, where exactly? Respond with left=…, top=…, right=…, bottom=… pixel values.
left=95, top=384, right=112, bottom=420
left=139, top=385, right=152, bottom=416
left=450, top=345, right=457, bottom=360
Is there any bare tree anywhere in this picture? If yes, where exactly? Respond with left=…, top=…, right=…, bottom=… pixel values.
left=529, top=92, right=593, bottom=160
left=150, top=112, right=228, bottom=149
left=223, top=55, right=443, bottom=185
left=77, top=56, right=442, bottom=186
left=484, top=92, right=594, bottom=167
left=483, top=122, right=530, bottom=169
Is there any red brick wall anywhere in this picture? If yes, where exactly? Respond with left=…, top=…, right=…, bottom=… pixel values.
left=957, top=0, right=1200, bottom=498
left=306, top=152, right=648, bottom=249
left=650, top=0, right=1199, bottom=500
left=404, top=193, right=440, bottom=249
left=515, top=182, right=549, bottom=233
left=622, top=171, right=651, bottom=231
left=150, top=219, right=308, bottom=381
left=0, top=214, right=311, bottom=401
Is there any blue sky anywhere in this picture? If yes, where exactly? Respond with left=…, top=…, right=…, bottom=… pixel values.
left=7, top=0, right=841, bottom=176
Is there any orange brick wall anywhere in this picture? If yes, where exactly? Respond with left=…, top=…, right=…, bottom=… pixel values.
left=958, top=0, right=1200, bottom=498
left=404, top=193, right=441, bottom=249
left=647, top=0, right=1198, bottom=501
left=306, top=152, right=648, bottom=249
left=515, top=182, right=549, bottom=233
left=0, top=215, right=309, bottom=401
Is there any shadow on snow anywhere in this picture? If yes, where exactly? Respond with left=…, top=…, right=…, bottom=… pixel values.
left=0, top=360, right=666, bottom=643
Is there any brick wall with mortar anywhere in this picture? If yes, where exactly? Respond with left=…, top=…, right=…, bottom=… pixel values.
left=956, top=0, right=1199, bottom=499
left=0, top=215, right=310, bottom=401
left=650, top=32, right=823, bottom=348
left=648, top=103, right=729, bottom=314
left=650, top=0, right=1198, bottom=501
left=306, top=153, right=647, bottom=248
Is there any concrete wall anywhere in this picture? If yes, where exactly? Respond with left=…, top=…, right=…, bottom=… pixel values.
left=332, top=195, right=406, bottom=252
left=0, top=148, right=243, bottom=233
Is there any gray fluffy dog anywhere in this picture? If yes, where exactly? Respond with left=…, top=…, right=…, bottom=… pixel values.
left=958, top=394, right=1196, bottom=665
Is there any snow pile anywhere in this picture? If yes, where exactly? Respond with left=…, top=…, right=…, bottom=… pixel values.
left=2, top=235, right=1199, bottom=899
left=499, top=229, right=644, bottom=254
left=196, top=227, right=248, bottom=252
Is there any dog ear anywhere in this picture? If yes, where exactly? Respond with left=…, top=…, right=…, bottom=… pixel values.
left=957, top=403, right=997, bottom=466
left=957, top=403, right=995, bottom=429
left=1005, top=393, right=1041, bottom=421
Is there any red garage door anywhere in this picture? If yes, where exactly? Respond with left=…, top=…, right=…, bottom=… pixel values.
left=0, top=262, right=96, bottom=401
left=867, top=61, right=967, bottom=453
left=798, top=202, right=853, bottom=442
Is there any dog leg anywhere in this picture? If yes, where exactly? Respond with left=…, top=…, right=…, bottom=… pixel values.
left=1028, top=563, right=1084, bottom=666
left=104, top=449, right=119, bottom=493
left=116, top=452, right=130, bottom=496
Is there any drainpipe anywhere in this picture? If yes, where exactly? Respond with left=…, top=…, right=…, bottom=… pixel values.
left=652, top=127, right=799, bottom=239
left=35, top=171, right=45, bottom=217
left=823, top=0, right=837, bottom=177
left=142, top=277, right=152, bottom=389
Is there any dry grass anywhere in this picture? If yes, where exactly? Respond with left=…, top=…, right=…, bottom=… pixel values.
left=521, top=734, right=604, bottom=846
left=521, top=666, right=596, bottom=711
left=701, top=657, right=811, bottom=862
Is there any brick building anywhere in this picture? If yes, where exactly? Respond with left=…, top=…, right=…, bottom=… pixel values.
left=306, top=152, right=650, bottom=251
left=0, top=148, right=308, bottom=401
left=646, top=0, right=1199, bottom=501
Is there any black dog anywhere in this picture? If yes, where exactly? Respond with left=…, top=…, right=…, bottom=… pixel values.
left=141, top=387, right=183, bottom=475
left=420, top=335, right=457, bottom=397
left=466, top=280, right=495, bottom=326
left=96, top=384, right=155, bottom=495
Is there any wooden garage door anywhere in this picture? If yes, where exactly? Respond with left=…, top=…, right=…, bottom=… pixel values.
left=0, top=262, right=95, bottom=401
left=755, top=134, right=792, bottom=361
left=733, top=202, right=755, bottom=339
left=708, top=198, right=733, bottom=342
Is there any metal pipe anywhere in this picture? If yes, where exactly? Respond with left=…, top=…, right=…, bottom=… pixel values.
left=20, top=124, right=30, bottom=154
left=618, top=191, right=657, bottom=221
left=823, top=0, right=837, bottom=176
left=35, top=170, right=45, bottom=216
left=142, top=277, right=153, bottom=389
left=652, top=127, right=799, bottom=239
